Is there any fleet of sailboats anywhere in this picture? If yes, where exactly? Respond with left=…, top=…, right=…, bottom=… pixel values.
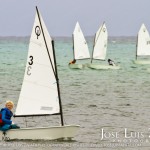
left=0, top=7, right=79, bottom=141
left=133, top=23, right=150, bottom=64
left=69, top=22, right=120, bottom=70
left=69, top=23, right=150, bottom=68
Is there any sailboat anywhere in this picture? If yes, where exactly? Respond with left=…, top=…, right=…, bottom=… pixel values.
left=69, top=22, right=90, bottom=69
left=133, top=24, right=150, bottom=64
left=87, top=22, right=120, bottom=70
left=0, top=7, right=79, bottom=141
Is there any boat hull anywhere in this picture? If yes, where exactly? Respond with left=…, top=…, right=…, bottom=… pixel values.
left=86, top=64, right=120, bottom=70
left=0, top=125, right=79, bottom=141
left=68, top=64, right=84, bottom=69
left=133, top=60, right=150, bottom=65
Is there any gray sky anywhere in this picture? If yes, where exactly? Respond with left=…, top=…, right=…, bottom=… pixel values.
left=0, top=0, right=150, bottom=37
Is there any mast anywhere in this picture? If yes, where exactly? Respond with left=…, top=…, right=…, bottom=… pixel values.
left=72, top=33, right=75, bottom=60
left=136, top=34, right=138, bottom=60
left=36, top=6, right=64, bottom=125
left=91, top=21, right=105, bottom=63
left=52, top=40, right=64, bottom=126
left=91, top=33, right=96, bottom=63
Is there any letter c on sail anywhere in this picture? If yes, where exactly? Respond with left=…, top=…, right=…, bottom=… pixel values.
left=27, top=66, right=32, bottom=76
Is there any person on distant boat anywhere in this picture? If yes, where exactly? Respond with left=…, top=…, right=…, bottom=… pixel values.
left=108, top=59, right=116, bottom=66
left=0, top=101, right=20, bottom=131
left=69, top=59, right=76, bottom=65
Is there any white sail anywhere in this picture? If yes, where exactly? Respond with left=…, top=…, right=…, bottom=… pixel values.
left=137, top=24, right=150, bottom=56
left=92, top=23, right=108, bottom=60
left=15, top=10, right=60, bottom=116
left=73, top=22, right=90, bottom=60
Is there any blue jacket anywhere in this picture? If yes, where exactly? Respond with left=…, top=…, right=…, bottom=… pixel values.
left=1, top=108, right=13, bottom=125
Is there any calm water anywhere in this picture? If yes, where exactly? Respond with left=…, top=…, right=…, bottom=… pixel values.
left=0, top=36, right=150, bottom=150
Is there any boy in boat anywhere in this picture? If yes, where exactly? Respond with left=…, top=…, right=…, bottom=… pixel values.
left=0, top=101, right=20, bottom=131
left=108, top=59, right=116, bottom=66
left=69, top=59, right=76, bottom=65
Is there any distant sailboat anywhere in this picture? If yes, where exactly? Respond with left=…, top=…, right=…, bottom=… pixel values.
left=133, top=24, right=150, bottom=64
left=87, top=22, right=120, bottom=70
left=69, top=22, right=90, bottom=69
left=0, top=7, right=79, bottom=141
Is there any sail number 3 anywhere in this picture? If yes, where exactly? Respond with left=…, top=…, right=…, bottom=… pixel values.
left=27, top=56, right=33, bottom=76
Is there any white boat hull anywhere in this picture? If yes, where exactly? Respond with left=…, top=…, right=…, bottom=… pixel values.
left=86, top=64, right=120, bottom=70
left=133, top=60, right=150, bottom=65
left=0, top=125, right=79, bottom=141
left=68, top=64, right=84, bottom=69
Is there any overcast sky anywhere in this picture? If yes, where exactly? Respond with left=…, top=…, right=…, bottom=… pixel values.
left=0, top=0, right=150, bottom=37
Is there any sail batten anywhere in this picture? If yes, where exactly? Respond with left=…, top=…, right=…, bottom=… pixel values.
left=73, top=22, right=90, bottom=60
left=92, top=23, right=108, bottom=60
left=15, top=8, right=60, bottom=117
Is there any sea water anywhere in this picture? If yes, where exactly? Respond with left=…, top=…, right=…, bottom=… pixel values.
left=0, top=36, right=150, bottom=150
